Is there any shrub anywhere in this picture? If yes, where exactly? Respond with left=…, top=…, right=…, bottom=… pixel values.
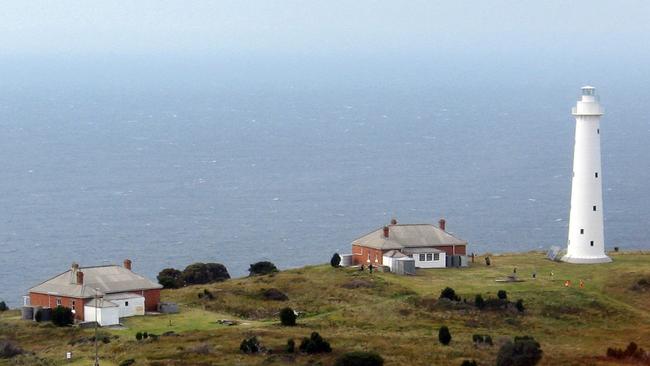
left=240, top=336, right=262, bottom=354
left=286, top=339, right=295, bottom=353
left=335, top=351, right=384, bottom=366
left=472, top=334, right=493, bottom=346
left=190, top=343, right=213, bottom=354
left=0, top=341, right=23, bottom=358
left=157, top=268, right=184, bottom=289
left=497, top=290, right=508, bottom=300
left=135, top=332, right=143, bottom=341
left=331, top=253, right=342, bottom=267
left=143, top=332, right=148, bottom=339
left=299, top=332, right=332, bottom=354
left=496, top=336, right=543, bottom=366
left=440, top=287, right=460, bottom=302
left=182, top=263, right=230, bottom=285
left=460, top=361, right=478, bottom=366
left=51, top=306, right=74, bottom=327
left=261, top=288, right=288, bottom=301
left=249, top=261, right=278, bottom=276
left=439, top=326, right=452, bottom=345
left=606, top=342, right=647, bottom=360
left=119, top=359, right=136, bottom=366
left=0, top=301, right=8, bottom=312
left=198, top=289, right=214, bottom=300
left=516, top=299, right=525, bottom=312
left=474, top=294, right=485, bottom=309
left=280, top=307, right=297, bottom=326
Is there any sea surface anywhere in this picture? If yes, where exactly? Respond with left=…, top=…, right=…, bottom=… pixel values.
left=1, top=76, right=649, bottom=307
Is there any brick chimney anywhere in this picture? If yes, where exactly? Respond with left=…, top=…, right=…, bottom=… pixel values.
left=390, top=218, right=397, bottom=225
left=124, top=259, right=132, bottom=270
left=383, top=226, right=389, bottom=238
left=438, top=218, right=446, bottom=231
left=70, top=262, right=79, bottom=284
left=76, top=271, right=84, bottom=285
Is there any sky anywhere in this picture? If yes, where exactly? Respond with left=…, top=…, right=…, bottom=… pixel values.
left=1, top=1, right=649, bottom=90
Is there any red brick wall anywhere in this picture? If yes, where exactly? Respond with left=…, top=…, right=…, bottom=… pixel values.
left=130, top=289, right=161, bottom=312
left=435, top=245, right=454, bottom=256
left=454, top=245, right=467, bottom=255
left=352, top=245, right=385, bottom=265
left=29, top=293, right=86, bottom=320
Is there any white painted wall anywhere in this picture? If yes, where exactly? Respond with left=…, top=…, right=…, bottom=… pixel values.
left=107, top=296, right=145, bottom=318
left=563, top=87, right=611, bottom=264
left=84, top=306, right=120, bottom=326
left=382, top=256, right=393, bottom=270
left=413, top=251, right=446, bottom=268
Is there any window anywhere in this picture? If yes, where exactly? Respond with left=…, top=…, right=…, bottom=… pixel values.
left=426, top=253, right=433, bottom=261
left=125, top=301, right=129, bottom=306
left=56, top=298, right=61, bottom=306
left=593, top=205, right=597, bottom=211
left=419, top=254, right=425, bottom=261
left=590, top=241, right=594, bottom=246
left=580, top=229, right=584, bottom=234
left=374, top=254, right=378, bottom=263
left=434, top=253, right=440, bottom=261
left=71, top=300, right=76, bottom=308
left=595, top=172, right=598, bottom=178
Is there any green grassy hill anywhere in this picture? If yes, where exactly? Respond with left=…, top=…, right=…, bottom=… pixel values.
left=2, top=251, right=650, bottom=365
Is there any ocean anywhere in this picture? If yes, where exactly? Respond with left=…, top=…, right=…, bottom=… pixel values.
left=1, top=64, right=649, bottom=307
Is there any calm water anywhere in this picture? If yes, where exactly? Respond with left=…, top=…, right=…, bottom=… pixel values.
left=1, top=77, right=649, bottom=307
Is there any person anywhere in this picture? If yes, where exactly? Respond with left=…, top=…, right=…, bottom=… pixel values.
left=532, top=271, right=537, bottom=279
left=513, top=267, right=517, bottom=274
left=485, top=256, right=491, bottom=266
left=368, top=264, right=374, bottom=273
left=579, top=279, right=584, bottom=288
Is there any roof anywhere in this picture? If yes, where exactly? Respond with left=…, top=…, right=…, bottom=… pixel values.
left=104, top=293, right=145, bottom=301
left=352, top=224, right=467, bottom=250
left=383, top=250, right=409, bottom=259
left=402, top=247, right=445, bottom=254
left=85, top=298, right=119, bottom=308
left=29, top=265, right=162, bottom=299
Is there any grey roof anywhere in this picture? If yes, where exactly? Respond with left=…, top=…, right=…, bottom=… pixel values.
left=104, top=292, right=145, bottom=301
left=85, top=298, right=119, bottom=308
left=352, top=224, right=467, bottom=250
left=29, top=265, right=162, bottom=299
left=402, top=247, right=445, bottom=254
left=383, top=250, right=409, bottom=258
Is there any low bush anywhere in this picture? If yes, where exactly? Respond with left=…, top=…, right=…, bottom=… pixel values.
left=474, top=294, right=485, bottom=309
left=280, top=307, right=297, bottom=326
left=472, top=334, right=493, bottom=346
left=439, top=326, right=452, bottom=345
left=497, top=290, right=508, bottom=300
left=240, top=336, right=263, bottom=354
left=198, top=289, right=214, bottom=300
left=496, top=336, right=543, bottom=366
left=249, top=261, right=278, bottom=276
left=51, top=306, right=74, bottom=327
left=0, top=301, right=8, bottom=312
left=606, top=342, right=648, bottom=360
left=299, top=332, right=332, bottom=354
left=331, top=253, right=342, bottom=267
left=286, top=339, right=295, bottom=353
left=190, top=343, right=213, bottom=355
left=135, top=332, right=143, bottom=341
left=0, top=341, right=23, bottom=358
left=157, top=268, right=184, bottom=289
left=261, top=288, right=288, bottom=301
left=335, top=351, right=384, bottom=366
left=515, top=299, right=525, bottom=312
left=119, top=359, right=136, bottom=366
left=440, top=287, right=460, bottom=302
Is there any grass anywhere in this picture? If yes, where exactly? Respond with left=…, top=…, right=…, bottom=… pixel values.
left=1, top=251, right=650, bottom=365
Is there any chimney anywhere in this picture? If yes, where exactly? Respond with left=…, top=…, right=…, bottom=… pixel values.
left=390, top=218, right=397, bottom=225
left=76, top=271, right=84, bottom=285
left=438, top=218, right=446, bottom=231
left=383, top=226, right=389, bottom=238
left=71, top=262, right=79, bottom=284
left=123, top=259, right=132, bottom=271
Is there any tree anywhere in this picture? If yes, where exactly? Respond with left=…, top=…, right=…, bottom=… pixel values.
left=496, top=336, right=543, bottom=366
left=0, top=301, right=8, bottom=312
left=51, top=306, right=74, bottom=327
left=335, top=351, right=384, bottom=366
left=181, top=262, right=230, bottom=285
left=249, top=261, right=278, bottom=276
left=299, top=332, right=332, bottom=354
left=439, top=326, right=452, bottom=345
left=280, top=307, right=297, bottom=326
left=204, top=263, right=231, bottom=282
left=474, top=294, right=485, bottom=309
left=497, top=290, right=508, bottom=300
left=440, top=287, right=460, bottom=301
left=157, top=268, right=184, bottom=289
left=331, top=253, right=342, bottom=268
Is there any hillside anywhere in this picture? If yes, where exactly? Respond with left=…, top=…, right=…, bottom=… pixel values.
left=2, top=252, right=650, bottom=365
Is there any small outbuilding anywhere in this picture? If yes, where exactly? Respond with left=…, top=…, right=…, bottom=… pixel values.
left=84, top=298, right=120, bottom=327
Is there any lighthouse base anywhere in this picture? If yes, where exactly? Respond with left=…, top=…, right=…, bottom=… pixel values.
left=560, top=254, right=612, bottom=264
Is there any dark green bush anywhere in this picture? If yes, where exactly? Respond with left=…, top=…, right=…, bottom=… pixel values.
left=516, top=299, right=525, bottom=312
left=142, top=332, right=148, bottom=339
left=460, top=361, right=477, bottom=366
left=51, top=306, right=74, bottom=327
left=0, top=341, right=23, bottom=358
left=474, top=294, right=485, bottom=309
left=299, top=332, right=332, bottom=354
left=335, top=351, right=384, bottom=366
left=606, top=342, right=646, bottom=360
left=286, top=339, right=295, bottom=353
left=240, top=336, right=262, bottom=354
left=261, top=288, right=288, bottom=301
left=119, top=359, right=136, bottom=366
left=181, top=263, right=230, bottom=285
left=331, top=253, right=342, bottom=267
left=135, top=332, right=143, bottom=341
left=497, top=290, right=508, bottom=300
left=248, top=261, right=278, bottom=276
left=280, top=307, right=297, bottom=326
left=440, top=287, right=460, bottom=301
left=0, top=301, right=8, bottom=312
left=439, top=326, right=452, bottom=345
left=157, top=268, right=184, bottom=289
left=496, top=336, right=543, bottom=366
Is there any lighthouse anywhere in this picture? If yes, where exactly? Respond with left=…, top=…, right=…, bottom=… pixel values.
left=562, top=86, right=612, bottom=264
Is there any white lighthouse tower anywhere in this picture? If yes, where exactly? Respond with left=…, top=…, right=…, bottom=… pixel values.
left=562, top=86, right=612, bottom=264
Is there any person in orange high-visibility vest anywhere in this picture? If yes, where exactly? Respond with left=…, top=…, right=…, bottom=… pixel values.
left=579, top=280, right=584, bottom=288
left=564, top=280, right=571, bottom=287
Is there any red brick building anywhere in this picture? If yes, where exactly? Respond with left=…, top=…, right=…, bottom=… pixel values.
left=28, top=259, right=162, bottom=322
left=351, top=218, right=468, bottom=268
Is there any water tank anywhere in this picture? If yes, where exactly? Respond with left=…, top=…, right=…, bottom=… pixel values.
left=21, top=306, right=34, bottom=320
left=32, top=306, right=42, bottom=321
left=39, top=307, right=53, bottom=322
